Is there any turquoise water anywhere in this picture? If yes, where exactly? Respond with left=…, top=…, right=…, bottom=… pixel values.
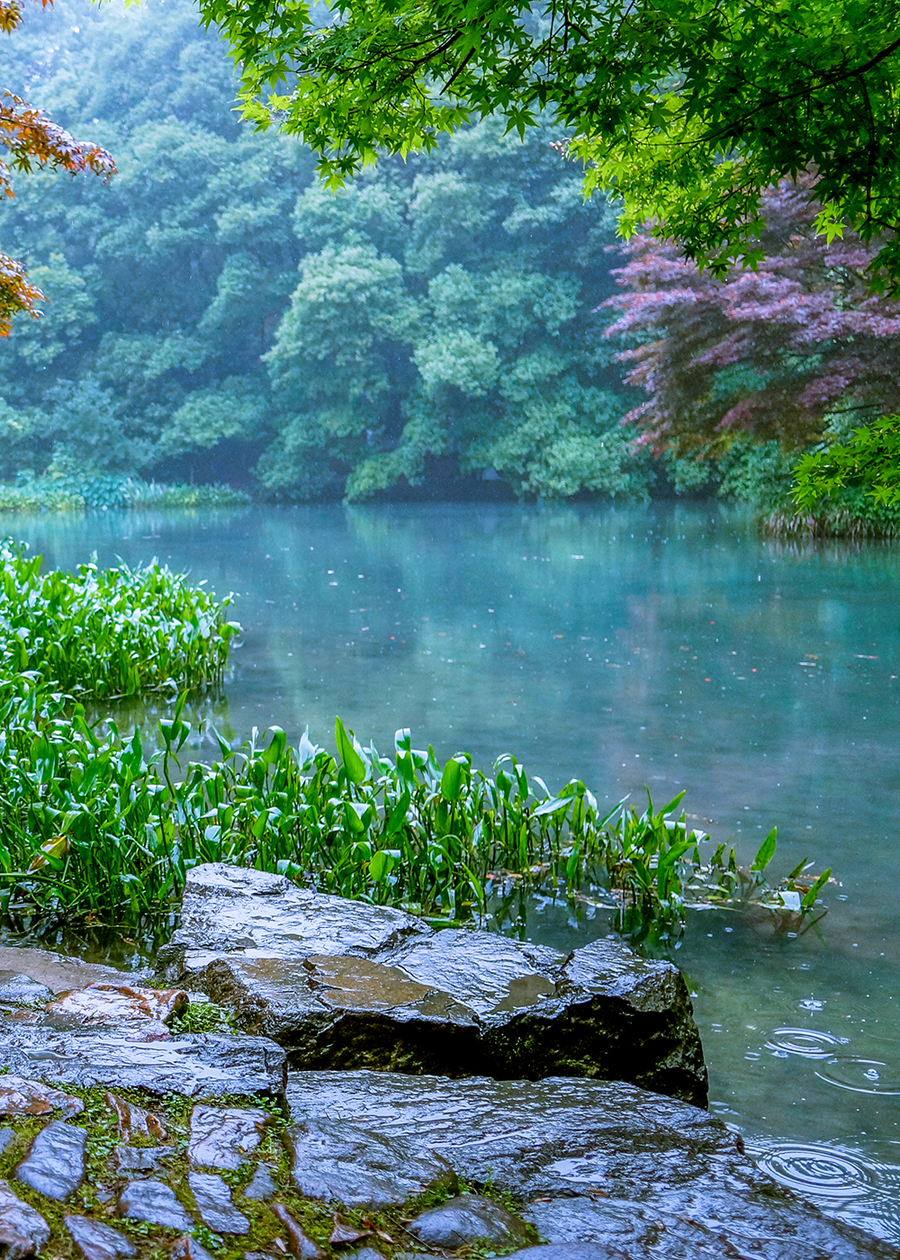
left=5, top=501, right=900, bottom=1242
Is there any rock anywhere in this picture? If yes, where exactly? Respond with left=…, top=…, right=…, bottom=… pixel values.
left=0, top=974, right=53, bottom=1010
left=117, top=1180, right=195, bottom=1232
left=15, top=1120, right=87, bottom=1200
left=0, top=1132, right=14, bottom=1156
left=407, top=1194, right=533, bottom=1249
left=0, top=948, right=132, bottom=995
left=0, top=1075, right=83, bottom=1119
left=110, top=1146, right=174, bottom=1175
left=270, top=1205, right=327, bottom=1260
left=165, top=864, right=705, bottom=1106
left=0, top=1021, right=286, bottom=1098
left=285, top=1069, right=900, bottom=1259
left=0, top=1227, right=38, bottom=1260
left=188, top=1172, right=250, bottom=1234
left=188, top=1105, right=269, bottom=1170
left=105, top=1093, right=167, bottom=1141
left=171, top=1237, right=217, bottom=1260
left=503, top=1248, right=629, bottom=1260
left=242, top=1165, right=277, bottom=1200
left=47, top=983, right=188, bottom=1038
left=64, top=1214, right=137, bottom=1260
left=329, top=1216, right=370, bottom=1245
left=0, top=1181, right=50, bottom=1253
left=285, top=1117, right=457, bottom=1208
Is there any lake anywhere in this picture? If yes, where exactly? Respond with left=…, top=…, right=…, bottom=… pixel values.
left=5, top=500, right=900, bottom=1243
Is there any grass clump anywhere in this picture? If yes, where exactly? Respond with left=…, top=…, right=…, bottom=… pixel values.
left=0, top=679, right=819, bottom=937
left=0, top=538, right=239, bottom=697
left=0, top=474, right=249, bottom=512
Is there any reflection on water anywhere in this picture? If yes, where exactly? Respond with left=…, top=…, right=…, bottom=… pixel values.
left=3, top=501, right=900, bottom=1241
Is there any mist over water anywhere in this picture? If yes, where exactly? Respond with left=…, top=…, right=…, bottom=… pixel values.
left=5, top=499, right=900, bottom=1241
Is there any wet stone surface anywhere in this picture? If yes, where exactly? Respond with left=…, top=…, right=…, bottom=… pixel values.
left=161, top=864, right=707, bottom=1106
left=0, top=927, right=891, bottom=1259
left=188, top=1171, right=251, bottom=1234
left=16, top=1118, right=87, bottom=1199
left=64, top=1213, right=137, bottom=1260
left=407, top=1193, right=534, bottom=1249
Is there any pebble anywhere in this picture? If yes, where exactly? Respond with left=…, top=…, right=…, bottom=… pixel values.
left=271, top=1204, right=327, bottom=1260
left=16, top=1120, right=87, bottom=1200
left=64, top=1213, right=137, bottom=1260
left=105, top=1092, right=167, bottom=1141
left=118, top=1179, right=195, bottom=1231
left=0, top=1179, right=50, bottom=1252
left=0, top=1076, right=83, bottom=1120
left=408, top=1194, right=533, bottom=1249
left=242, top=1164, right=277, bottom=1200
left=0, top=974, right=54, bottom=1010
left=189, top=1105, right=269, bottom=1170
left=188, top=1171, right=250, bottom=1234
left=110, top=1145, right=174, bottom=1175
left=171, top=1235, right=218, bottom=1260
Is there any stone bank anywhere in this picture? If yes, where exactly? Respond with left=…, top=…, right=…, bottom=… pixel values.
left=0, top=862, right=890, bottom=1259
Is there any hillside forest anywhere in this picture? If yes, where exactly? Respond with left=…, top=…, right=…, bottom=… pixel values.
left=0, top=0, right=886, bottom=508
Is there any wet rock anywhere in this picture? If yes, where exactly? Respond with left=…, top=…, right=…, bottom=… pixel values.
left=0, top=974, right=53, bottom=1010
left=16, top=1120, right=87, bottom=1200
left=285, top=1070, right=898, bottom=1260
left=117, top=1180, right=195, bottom=1231
left=0, top=1075, right=83, bottom=1119
left=171, top=1237, right=217, bottom=1260
left=188, top=1172, right=250, bottom=1234
left=407, top=1193, right=533, bottom=1249
left=105, top=1093, right=167, bottom=1141
left=110, top=1146, right=174, bottom=1175
left=328, top=1216, right=370, bottom=1245
left=503, top=1248, right=628, bottom=1260
left=0, top=1132, right=14, bottom=1156
left=0, top=947, right=132, bottom=995
left=47, top=983, right=188, bottom=1038
left=0, top=1181, right=50, bottom=1253
left=270, top=1204, right=327, bottom=1260
left=188, top=1105, right=269, bottom=1170
left=0, top=1021, right=286, bottom=1098
left=242, top=1165, right=277, bottom=1200
left=167, top=864, right=705, bottom=1105
left=0, top=1226, right=38, bottom=1260
left=285, top=1117, right=457, bottom=1208
left=64, top=1214, right=136, bottom=1260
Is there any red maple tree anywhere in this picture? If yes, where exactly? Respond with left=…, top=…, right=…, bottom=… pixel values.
left=603, top=176, right=900, bottom=457
left=0, top=0, right=116, bottom=335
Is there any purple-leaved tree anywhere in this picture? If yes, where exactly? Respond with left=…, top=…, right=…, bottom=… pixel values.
left=603, top=176, right=900, bottom=459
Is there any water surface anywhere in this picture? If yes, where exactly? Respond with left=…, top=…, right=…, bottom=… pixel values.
left=5, top=501, right=900, bottom=1242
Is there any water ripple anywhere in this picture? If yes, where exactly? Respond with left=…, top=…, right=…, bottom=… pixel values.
left=756, top=1143, right=881, bottom=1205
left=764, top=1028, right=849, bottom=1059
left=815, top=1057, right=900, bottom=1095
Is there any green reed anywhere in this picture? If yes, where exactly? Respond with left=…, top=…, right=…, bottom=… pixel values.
left=0, top=539, right=239, bottom=697
left=0, top=682, right=821, bottom=933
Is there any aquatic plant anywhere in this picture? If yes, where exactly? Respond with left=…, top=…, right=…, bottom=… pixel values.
left=0, top=681, right=820, bottom=933
left=0, top=539, right=239, bottom=697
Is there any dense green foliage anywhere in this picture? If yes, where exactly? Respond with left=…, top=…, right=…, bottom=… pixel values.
left=203, top=0, right=900, bottom=291
left=0, top=539, right=239, bottom=696
left=0, top=0, right=705, bottom=504
left=0, top=677, right=816, bottom=933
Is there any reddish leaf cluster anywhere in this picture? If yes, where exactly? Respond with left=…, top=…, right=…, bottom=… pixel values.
left=603, top=177, right=900, bottom=454
left=0, top=0, right=116, bottom=335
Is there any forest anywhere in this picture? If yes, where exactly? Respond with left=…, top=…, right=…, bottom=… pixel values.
left=0, top=0, right=898, bottom=528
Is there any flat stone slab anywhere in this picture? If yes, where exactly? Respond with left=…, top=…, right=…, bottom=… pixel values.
left=0, top=947, right=133, bottom=996
left=118, top=1179, right=195, bottom=1232
left=65, top=1214, right=137, bottom=1260
left=0, top=1019, right=286, bottom=1098
left=188, top=1171, right=250, bottom=1234
left=285, top=1117, right=458, bottom=1208
left=161, top=863, right=706, bottom=1105
left=408, top=1193, right=533, bottom=1249
left=286, top=1070, right=900, bottom=1259
left=16, top=1119, right=86, bottom=1199
left=188, top=1105, right=269, bottom=1169
left=0, top=1179, right=50, bottom=1253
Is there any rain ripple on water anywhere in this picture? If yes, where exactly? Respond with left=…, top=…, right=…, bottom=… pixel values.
left=765, top=1028, right=850, bottom=1060
left=815, top=1057, right=900, bottom=1095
